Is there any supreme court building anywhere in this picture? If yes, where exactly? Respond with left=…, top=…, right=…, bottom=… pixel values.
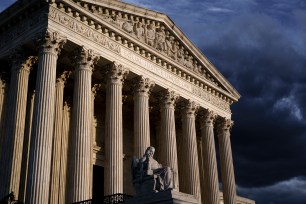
left=0, top=0, right=255, bottom=204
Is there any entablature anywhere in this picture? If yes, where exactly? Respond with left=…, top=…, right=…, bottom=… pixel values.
left=57, top=0, right=239, bottom=103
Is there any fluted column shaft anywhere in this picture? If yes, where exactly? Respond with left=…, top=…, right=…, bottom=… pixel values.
left=89, top=84, right=101, bottom=197
left=200, top=111, right=220, bottom=204
left=59, top=103, right=71, bottom=204
left=104, top=63, right=129, bottom=195
left=133, top=76, right=155, bottom=157
left=159, top=90, right=180, bottom=190
left=49, top=72, right=69, bottom=204
left=68, top=47, right=97, bottom=203
left=26, top=30, right=66, bottom=204
left=176, top=126, right=185, bottom=192
left=19, top=91, right=35, bottom=202
left=0, top=51, right=36, bottom=199
left=217, top=119, right=237, bottom=204
left=0, top=80, right=7, bottom=167
left=181, top=101, right=201, bottom=200
left=197, top=137, right=205, bottom=203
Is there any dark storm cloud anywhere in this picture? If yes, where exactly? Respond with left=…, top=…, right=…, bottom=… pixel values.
left=126, top=0, right=306, bottom=203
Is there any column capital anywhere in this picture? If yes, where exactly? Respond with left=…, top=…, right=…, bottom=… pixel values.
left=200, top=110, right=217, bottom=128
left=76, top=46, right=99, bottom=71
left=180, top=100, right=199, bottom=118
left=92, top=83, right=102, bottom=98
left=56, top=71, right=71, bottom=84
left=132, top=75, right=155, bottom=96
left=104, top=62, right=129, bottom=85
left=158, top=89, right=180, bottom=109
left=217, top=118, right=234, bottom=136
left=37, top=29, right=67, bottom=56
left=0, top=79, right=6, bottom=90
left=10, top=47, right=37, bottom=72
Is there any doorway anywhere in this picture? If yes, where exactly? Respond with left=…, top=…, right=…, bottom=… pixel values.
left=92, top=165, right=104, bottom=202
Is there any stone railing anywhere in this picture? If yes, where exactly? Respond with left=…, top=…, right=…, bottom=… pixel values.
left=71, top=194, right=133, bottom=204
left=219, top=192, right=256, bottom=204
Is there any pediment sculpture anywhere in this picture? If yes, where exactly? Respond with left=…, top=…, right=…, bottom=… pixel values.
left=132, top=147, right=173, bottom=195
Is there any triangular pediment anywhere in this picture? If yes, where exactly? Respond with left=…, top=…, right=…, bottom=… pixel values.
left=64, top=0, right=241, bottom=101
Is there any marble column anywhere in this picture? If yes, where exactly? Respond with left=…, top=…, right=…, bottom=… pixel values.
left=0, top=48, right=37, bottom=199
left=133, top=76, right=155, bottom=157
left=0, top=79, right=7, bottom=166
left=181, top=100, right=201, bottom=200
left=176, top=124, right=185, bottom=192
left=19, top=91, right=35, bottom=202
left=104, top=62, right=129, bottom=195
left=200, top=110, right=220, bottom=204
left=90, top=84, right=101, bottom=197
left=197, top=136, right=205, bottom=203
left=217, top=118, right=237, bottom=204
left=58, top=102, right=71, bottom=204
left=68, top=47, right=98, bottom=203
left=49, top=71, right=70, bottom=204
left=159, top=89, right=180, bottom=190
left=26, top=30, right=66, bottom=204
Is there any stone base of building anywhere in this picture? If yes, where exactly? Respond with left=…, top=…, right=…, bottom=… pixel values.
left=125, top=190, right=198, bottom=204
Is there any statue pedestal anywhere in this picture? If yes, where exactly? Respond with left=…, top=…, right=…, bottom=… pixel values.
left=125, top=190, right=199, bottom=204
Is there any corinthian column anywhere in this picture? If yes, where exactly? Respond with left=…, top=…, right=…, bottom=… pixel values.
left=49, top=71, right=70, bottom=204
left=200, top=110, right=220, bottom=204
left=68, top=47, right=98, bottom=203
left=180, top=100, right=201, bottom=200
left=0, top=79, right=7, bottom=169
left=217, top=118, right=237, bottom=204
left=58, top=102, right=71, bottom=204
left=89, top=84, right=101, bottom=197
left=19, top=91, right=35, bottom=202
left=0, top=48, right=37, bottom=199
left=104, top=62, right=129, bottom=195
left=133, top=76, right=155, bottom=157
left=26, top=30, right=66, bottom=204
left=159, top=89, right=180, bottom=190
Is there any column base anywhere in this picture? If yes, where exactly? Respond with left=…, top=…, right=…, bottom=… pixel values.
left=125, top=190, right=198, bottom=204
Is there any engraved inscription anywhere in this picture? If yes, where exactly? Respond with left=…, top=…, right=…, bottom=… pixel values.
left=49, top=8, right=121, bottom=54
left=121, top=48, right=230, bottom=112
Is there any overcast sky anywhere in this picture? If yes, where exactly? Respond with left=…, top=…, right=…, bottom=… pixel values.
left=1, top=0, right=306, bottom=203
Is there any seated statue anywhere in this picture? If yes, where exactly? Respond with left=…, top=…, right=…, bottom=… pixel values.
left=132, top=147, right=173, bottom=194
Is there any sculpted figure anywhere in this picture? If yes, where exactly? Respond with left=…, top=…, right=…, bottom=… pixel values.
left=134, top=21, right=145, bottom=41
left=146, top=23, right=156, bottom=47
left=177, top=45, right=185, bottom=65
left=110, top=13, right=121, bottom=27
left=166, top=36, right=178, bottom=60
left=132, top=146, right=173, bottom=192
left=185, top=54, right=194, bottom=69
left=155, top=26, right=166, bottom=52
left=122, top=20, right=134, bottom=33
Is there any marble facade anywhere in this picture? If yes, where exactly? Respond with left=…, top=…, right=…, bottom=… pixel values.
left=0, top=0, right=254, bottom=204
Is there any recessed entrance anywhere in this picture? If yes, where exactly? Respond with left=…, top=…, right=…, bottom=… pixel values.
left=92, top=165, right=104, bottom=201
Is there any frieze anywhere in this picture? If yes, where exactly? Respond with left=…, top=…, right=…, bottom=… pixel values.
left=49, top=6, right=230, bottom=113
left=49, top=7, right=121, bottom=54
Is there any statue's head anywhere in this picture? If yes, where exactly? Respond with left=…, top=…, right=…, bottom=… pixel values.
left=145, top=146, right=155, bottom=158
